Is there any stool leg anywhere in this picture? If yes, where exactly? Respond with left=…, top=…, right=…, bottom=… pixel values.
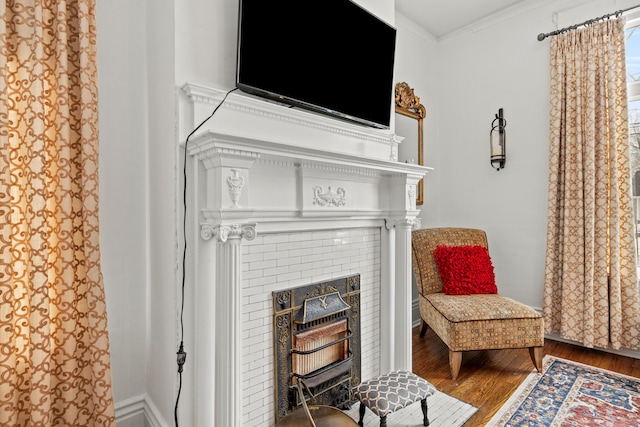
left=380, top=415, right=387, bottom=427
left=421, top=398, right=429, bottom=426
left=358, top=403, right=366, bottom=427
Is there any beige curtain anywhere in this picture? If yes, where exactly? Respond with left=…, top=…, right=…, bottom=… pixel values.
left=0, top=0, right=115, bottom=425
left=544, top=17, right=640, bottom=350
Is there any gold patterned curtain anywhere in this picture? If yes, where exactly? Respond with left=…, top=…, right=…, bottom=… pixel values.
left=0, top=0, right=115, bottom=425
left=544, top=17, right=640, bottom=350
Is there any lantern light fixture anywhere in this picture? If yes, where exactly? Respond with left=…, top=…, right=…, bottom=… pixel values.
left=490, top=108, right=506, bottom=171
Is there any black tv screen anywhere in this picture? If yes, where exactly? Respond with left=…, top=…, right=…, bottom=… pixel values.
left=236, top=0, right=397, bottom=129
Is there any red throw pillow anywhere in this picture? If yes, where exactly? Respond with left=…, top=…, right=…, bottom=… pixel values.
left=433, top=245, right=498, bottom=295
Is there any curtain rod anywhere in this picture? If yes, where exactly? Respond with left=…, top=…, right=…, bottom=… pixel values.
left=537, top=3, right=640, bottom=41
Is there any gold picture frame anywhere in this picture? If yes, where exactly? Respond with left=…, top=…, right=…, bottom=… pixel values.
left=395, top=82, right=426, bottom=205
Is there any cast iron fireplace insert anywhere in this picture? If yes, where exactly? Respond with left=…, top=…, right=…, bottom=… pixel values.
left=272, top=274, right=361, bottom=423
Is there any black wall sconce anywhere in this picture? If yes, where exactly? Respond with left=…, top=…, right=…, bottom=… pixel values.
left=490, top=108, right=506, bottom=170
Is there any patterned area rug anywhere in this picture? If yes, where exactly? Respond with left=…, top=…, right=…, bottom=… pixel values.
left=486, top=355, right=640, bottom=426
left=343, top=390, right=477, bottom=427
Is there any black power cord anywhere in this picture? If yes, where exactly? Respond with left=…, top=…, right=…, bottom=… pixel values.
left=174, top=87, right=238, bottom=427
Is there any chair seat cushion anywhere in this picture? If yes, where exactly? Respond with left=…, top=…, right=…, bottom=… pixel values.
left=352, top=371, right=436, bottom=417
left=421, top=293, right=544, bottom=351
left=426, top=293, right=541, bottom=323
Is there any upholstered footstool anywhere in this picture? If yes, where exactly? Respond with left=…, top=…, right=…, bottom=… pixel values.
left=352, top=370, right=436, bottom=427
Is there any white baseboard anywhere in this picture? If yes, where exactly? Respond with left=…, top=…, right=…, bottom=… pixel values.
left=530, top=305, right=640, bottom=360
left=545, top=332, right=640, bottom=360
left=115, top=394, right=169, bottom=427
left=115, top=394, right=146, bottom=426
left=412, top=297, right=421, bottom=328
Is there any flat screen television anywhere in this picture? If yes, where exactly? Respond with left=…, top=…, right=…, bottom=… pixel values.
left=236, top=0, right=397, bottom=129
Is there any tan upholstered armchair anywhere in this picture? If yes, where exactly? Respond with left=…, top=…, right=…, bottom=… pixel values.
left=411, top=227, right=544, bottom=380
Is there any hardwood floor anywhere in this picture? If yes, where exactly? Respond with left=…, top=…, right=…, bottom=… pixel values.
left=412, top=325, right=640, bottom=426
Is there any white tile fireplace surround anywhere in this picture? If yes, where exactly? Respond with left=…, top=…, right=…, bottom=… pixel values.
left=179, top=83, right=431, bottom=426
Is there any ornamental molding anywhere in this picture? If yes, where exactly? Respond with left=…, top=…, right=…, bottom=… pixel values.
left=200, top=223, right=257, bottom=243
left=227, top=169, right=245, bottom=208
left=301, top=162, right=381, bottom=179
left=257, top=158, right=296, bottom=169
left=312, top=186, right=346, bottom=207
left=408, top=185, right=416, bottom=202
left=181, top=82, right=395, bottom=146
left=385, top=218, right=421, bottom=230
left=389, top=138, right=399, bottom=162
left=188, top=144, right=262, bottom=164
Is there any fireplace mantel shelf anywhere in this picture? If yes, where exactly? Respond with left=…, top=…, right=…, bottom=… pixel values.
left=187, top=129, right=431, bottom=178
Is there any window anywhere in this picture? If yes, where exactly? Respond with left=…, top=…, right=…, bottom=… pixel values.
left=626, top=16, right=640, bottom=266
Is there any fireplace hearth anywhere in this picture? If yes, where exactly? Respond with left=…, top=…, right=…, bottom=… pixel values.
left=272, top=275, right=361, bottom=423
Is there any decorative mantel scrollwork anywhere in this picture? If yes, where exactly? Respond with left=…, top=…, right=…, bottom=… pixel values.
left=408, top=185, right=416, bottom=203
left=312, top=186, right=346, bottom=207
left=227, top=169, right=245, bottom=208
left=200, top=223, right=257, bottom=242
left=385, top=217, right=422, bottom=230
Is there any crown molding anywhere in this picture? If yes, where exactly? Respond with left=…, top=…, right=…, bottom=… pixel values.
left=438, top=0, right=557, bottom=42
left=395, top=12, right=437, bottom=43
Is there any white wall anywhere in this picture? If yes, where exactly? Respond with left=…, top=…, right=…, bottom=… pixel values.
left=97, top=0, right=179, bottom=425
left=95, top=0, right=149, bottom=421
left=394, top=15, right=440, bottom=229
left=146, top=0, right=179, bottom=426
left=393, top=15, right=440, bottom=322
left=95, top=0, right=640, bottom=426
left=433, top=4, right=551, bottom=308
left=175, top=0, right=237, bottom=90
left=432, top=0, right=640, bottom=308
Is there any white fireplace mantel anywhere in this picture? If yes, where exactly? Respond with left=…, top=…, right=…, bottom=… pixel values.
left=179, top=83, right=432, bottom=426
left=186, top=130, right=428, bottom=229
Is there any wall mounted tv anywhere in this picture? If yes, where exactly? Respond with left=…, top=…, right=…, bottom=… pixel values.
left=236, top=0, right=397, bottom=129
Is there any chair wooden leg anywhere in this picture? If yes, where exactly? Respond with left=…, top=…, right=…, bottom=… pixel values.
left=419, top=320, right=429, bottom=337
left=449, top=350, right=462, bottom=380
left=529, top=346, right=543, bottom=372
